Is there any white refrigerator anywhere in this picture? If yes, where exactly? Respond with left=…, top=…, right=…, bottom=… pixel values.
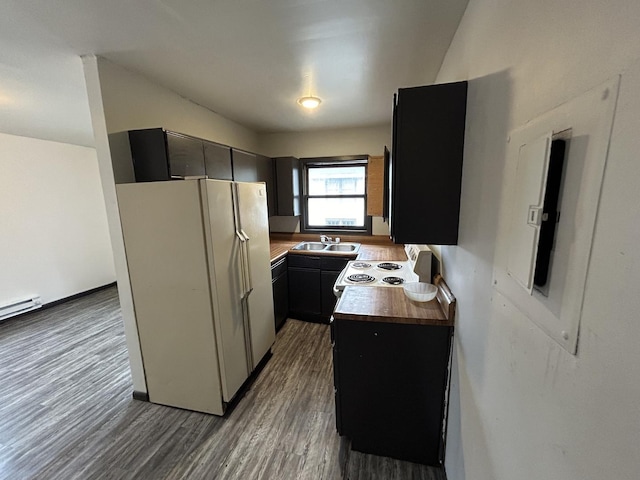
left=116, top=179, right=275, bottom=415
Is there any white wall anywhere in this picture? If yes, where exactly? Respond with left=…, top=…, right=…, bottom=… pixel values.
left=83, top=56, right=262, bottom=395
left=258, top=125, right=391, bottom=235
left=435, top=1, right=640, bottom=479
left=0, top=132, right=115, bottom=306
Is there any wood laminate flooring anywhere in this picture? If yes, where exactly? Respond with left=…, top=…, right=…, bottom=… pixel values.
left=0, top=286, right=446, bottom=480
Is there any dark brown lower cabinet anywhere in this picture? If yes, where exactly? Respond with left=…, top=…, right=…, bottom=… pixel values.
left=271, top=257, right=289, bottom=331
left=288, top=265, right=321, bottom=318
left=288, top=254, right=349, bottom=324
left=321, top=271, right=341, bottom=316
left=332, top=318, right=453, bottom=466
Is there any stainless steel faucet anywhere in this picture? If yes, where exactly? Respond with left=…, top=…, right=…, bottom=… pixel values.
left=320, top=235, right=340, bottom=245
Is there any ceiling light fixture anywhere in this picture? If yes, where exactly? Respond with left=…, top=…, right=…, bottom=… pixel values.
left=297, top=96, right=322, bottom=109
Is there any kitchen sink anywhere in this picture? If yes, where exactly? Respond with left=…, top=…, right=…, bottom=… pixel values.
left=291, top=242, right=327, bottom=251
left=325, top=243, right=358, bottom=252
left=291, top=241, right=361, bottom=254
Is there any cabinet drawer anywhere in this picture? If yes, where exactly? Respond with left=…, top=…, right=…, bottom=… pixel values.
left=288, top=254, right=321, bottom=269
left=320, top=256, right=350, bottom=272
left=271, top=257, right=288, bottom=279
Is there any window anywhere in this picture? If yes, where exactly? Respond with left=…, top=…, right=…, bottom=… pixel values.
left=301, top=157, right=371, bottom=233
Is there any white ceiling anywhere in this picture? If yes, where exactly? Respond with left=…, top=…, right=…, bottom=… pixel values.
left=0, top=0, right=468, bottom=147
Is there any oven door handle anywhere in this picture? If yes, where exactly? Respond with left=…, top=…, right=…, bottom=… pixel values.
left=333, top=266, right=349, bottom=298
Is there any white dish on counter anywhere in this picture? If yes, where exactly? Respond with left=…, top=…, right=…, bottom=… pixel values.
left=403, top=282, right=437, bottom=302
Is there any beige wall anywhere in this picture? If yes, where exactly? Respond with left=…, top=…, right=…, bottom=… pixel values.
left=0, top=132, right=115, bottom=306
left=257, top=124, right=390, bottom=158
left=436, top=1, right=640, bottom=479
left=258, top=125, right=391, bottom=235
left=99, top=58, right=259, bottom=150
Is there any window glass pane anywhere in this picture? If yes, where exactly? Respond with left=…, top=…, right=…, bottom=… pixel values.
left=308, top=166, right=365, bottom=196
left=308, top=198, right=365, bottom=227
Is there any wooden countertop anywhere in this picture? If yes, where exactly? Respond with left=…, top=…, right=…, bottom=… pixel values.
left=333, top=275, right=456, bottom=327
left=269, top=239, right=299, bottom=264
left=270, top=233, right=456, bottom=327
left=269, top=233, right=406, bottom=264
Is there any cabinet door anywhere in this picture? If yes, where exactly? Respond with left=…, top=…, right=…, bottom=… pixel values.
left=321, top=270, right=341, bottom=316
left=274, top=157, right=301, bottom=216
left=232, top=150, right=276, bottom=216
left=166, top=131, right=205, bottom=178
left=320, top=256, right=349, bottom=272
left=288, top=266, right=321, bottom=315
left=256, top=155, right=276, bottom=217
left=232, top=149, right=259, bottom=182
left=203, top=141, right=233, bottom=180
left=366, top=155, right=385, bottom=216
left=391, top=81, right=467, bottom=245
left=272, top=270, right=289, bottom=331
left=128, top=128, right=170, bottom=182
left=335, top=319, right=452, bottom=465
left=332, top=340, right=343, bottom=434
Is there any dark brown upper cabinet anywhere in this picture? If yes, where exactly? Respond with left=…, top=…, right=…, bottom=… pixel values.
left=124, top=129, right=298, bottom=220
left=203, top=140, right=233, bottom=181
left=232, top=149, right=260, bottom=182
left=273, top=157, right=301, bottom=217
left=232, top=149, right=276, bottom=217
left=127, top=128, right=232, bottom=182
left=165, top=131, right=205, bottom=178
left=390, top=81, right=467, bottom=245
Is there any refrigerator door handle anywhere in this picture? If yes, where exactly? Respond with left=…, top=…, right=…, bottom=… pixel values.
left=235, top=229, right=249, bottom=299
left=240, top=229, right=253, bottom=296
left=238, top=231, right=251, bottom=298
left=233, top=182, right=252, bottom=300
left=240, top=295, right=254, bottom=368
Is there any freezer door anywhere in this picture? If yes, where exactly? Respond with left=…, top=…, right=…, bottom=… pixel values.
left=200, top=179, right=251, bottom=401
left=236, top=182, right=276, bottom=368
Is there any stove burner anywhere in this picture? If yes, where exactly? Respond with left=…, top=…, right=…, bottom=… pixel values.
left=377, top=262, right=402, bottom=271
left=382, top=276, right=404, bottom=285
left=346, top=273, right=376, bottom=284
left=351, top=262, right=372, bottom=269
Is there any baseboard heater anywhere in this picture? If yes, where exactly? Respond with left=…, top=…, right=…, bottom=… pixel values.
left=0, top=295, right=42, bottom=321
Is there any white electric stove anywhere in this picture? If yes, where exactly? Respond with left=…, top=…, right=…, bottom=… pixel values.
left=333, top=244, right=433, bottom=298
